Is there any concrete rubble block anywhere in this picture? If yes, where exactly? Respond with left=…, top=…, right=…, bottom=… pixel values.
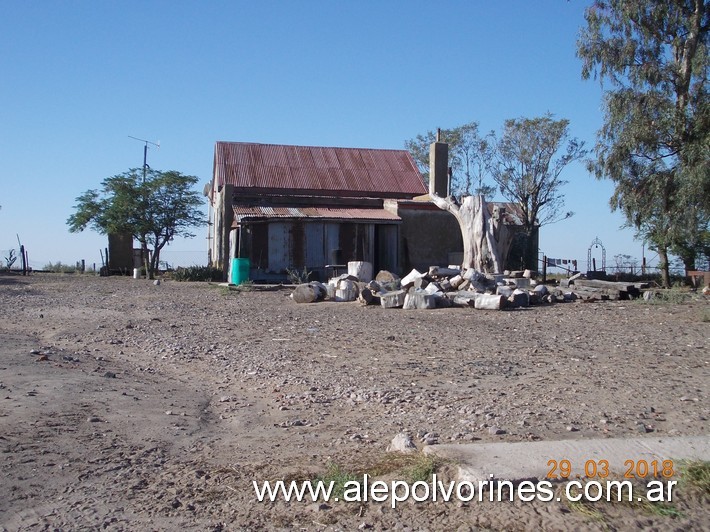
left=403, top=291, right=436, bottom=310
left=435, top=295, right=453, bottom=308
left=358, top=287, right=380, bottom=306
left=335, top=279, right=358, bottom=302
left=325, top=283, right=337, bottom=299
left=453, top=290, right=478, bottom=307
left=474, top=293, right=506, bottom=310
left=400, top=268, right=425, bottom=289
left=562, top=272, right=584, bottom=287
left=424, top=282, right=443, bottom=295
left=462, top=268, right=484, bottom=282
left=533, top=284, right=549, bottom=296
left=366, top=280, right=382, bottom=293
left=380, top=289, right=407, bottom=308
left=523, top=269, right=533, bottom=279
left=469, top=280, right=488, bottom=293
left=496, top=285, right=514, bottom=298
left=508, top=288, right=530, bottom=307
left=347, top=261, right=373, bottom=283
left=512, top=277, right=531, bottom=289
left=449, top=275, right=464, bottom=289
left=429, top=266, right=460, bottom=277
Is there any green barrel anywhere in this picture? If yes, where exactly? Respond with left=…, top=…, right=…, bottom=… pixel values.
left=230, top=258, right=250, bottom=285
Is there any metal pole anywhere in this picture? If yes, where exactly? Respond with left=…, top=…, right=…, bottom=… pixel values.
left=143, top=143, right=148, bottom=181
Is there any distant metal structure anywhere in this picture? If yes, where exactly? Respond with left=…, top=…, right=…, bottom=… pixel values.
left=587, top=236, right=606, bottom=277
left=128, top=135, right=160, bottom=181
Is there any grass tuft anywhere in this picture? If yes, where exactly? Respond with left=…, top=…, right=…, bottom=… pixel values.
left=680, top=460, right=710, bottom=494
left=316, top=463, right=359, bottom=499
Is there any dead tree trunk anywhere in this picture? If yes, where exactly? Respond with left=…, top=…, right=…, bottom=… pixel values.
left=430, top=193, right=513, bottom=274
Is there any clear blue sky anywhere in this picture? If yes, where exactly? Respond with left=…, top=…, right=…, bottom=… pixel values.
left=0, top=1, right=655, bottom=272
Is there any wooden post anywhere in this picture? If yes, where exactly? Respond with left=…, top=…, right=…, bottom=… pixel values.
left=542, top=255, right=547, bottom=284
left=20, top=245, right=26, bottom=276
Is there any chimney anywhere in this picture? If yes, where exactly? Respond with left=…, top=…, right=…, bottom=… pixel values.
left=429, top=129, right=449, bottom=197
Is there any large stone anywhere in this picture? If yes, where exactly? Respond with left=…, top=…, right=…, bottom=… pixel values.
left=449, top=275, right=464, bottom=289
left=424, top=282, right=443, bottom=295
left=403, top=291, right=436, bottom=310
left=474, top=293, right=506, bottom=310
left=380, top=290, right=406, bottom=308
left=348, top=261, right=373, bottom=283
left=358, top=287, right=380, bottom=306
left=428, top=266, right=460, bottom=277
left=453, top=290, right=478, bottom=307
left=400, top=268, right=425, bottom=289
left=496, top=285, right=514, bottom=298
left=533, top=284, right=549, bottom=296
left=335, top=279, right=358, bottom=302
left=366, top=280, right=382, bottom=293
left=375, top=270, right=399, bottom=283
left=292, top=284, right=318, bottom=303
left=387, top=432, right=417, bottom=454
left=462, top=268, right=484, bottom=282
left=508, top=288, right=530, bottom=307
left=512, top=277, right=531, bottom=289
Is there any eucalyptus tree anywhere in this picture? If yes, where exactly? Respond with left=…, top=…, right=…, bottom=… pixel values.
left=578, top=0, right=709, bottom=285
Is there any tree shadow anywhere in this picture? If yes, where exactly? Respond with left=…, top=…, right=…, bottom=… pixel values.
left=0, top=273, right=29, bottom=286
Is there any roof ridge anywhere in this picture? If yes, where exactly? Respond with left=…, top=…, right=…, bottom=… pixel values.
left=215, top=141, right=410, bottom=153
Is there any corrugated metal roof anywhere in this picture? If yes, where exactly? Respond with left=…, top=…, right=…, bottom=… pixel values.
left=215, top=142, right=426, bottom=198
left=232, top=206, right=401, bottom=225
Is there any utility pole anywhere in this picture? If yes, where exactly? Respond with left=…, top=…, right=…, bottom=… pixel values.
left=128, top=136, right=160, bottom=181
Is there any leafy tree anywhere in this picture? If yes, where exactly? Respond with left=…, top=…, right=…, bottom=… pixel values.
left=489, top=114, right=587, bottom=268
left=577, top=0, right=710, bottom=286
left=405, top=122, right=496, bottom=198
left=68, top=168, right=205, bottom=279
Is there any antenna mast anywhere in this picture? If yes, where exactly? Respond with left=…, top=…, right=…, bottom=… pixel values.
left=128, top=136, right=160, bottom=181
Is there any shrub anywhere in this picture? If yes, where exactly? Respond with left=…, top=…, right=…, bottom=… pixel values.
left=286, top=266, right=312, bottom=284
left=43, top=261, right=77, bottom=273
left=172, top=265, right=224, bottom=282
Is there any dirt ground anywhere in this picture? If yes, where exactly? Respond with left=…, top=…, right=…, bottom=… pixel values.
left=1, top=273, right=708, bottom=531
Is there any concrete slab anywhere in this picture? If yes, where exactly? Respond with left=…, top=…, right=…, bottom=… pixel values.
left=424, top=435, right=710, bottom=483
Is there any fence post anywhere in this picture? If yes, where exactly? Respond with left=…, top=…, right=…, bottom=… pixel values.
left=542, top=255, right=547, bottom=284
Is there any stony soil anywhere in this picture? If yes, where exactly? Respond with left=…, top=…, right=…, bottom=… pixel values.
left=1, top=273, right=708, bottom=531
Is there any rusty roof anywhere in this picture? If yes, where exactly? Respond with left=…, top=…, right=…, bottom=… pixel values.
left=215, top=142, right=426, bottom=198
left=232, top=206, right=401, bottom=226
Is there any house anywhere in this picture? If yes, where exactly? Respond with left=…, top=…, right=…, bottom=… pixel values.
left=206, top=140, right=538, bottom=282
left=207, top=142, right=428, bottom=282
